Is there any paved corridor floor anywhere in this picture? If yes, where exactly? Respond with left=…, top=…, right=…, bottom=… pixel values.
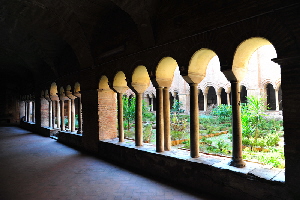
left=0, top=127, right=220, bottom=200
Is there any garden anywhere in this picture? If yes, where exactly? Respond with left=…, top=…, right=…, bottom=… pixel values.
left=122, top=95, right=284, bottom=169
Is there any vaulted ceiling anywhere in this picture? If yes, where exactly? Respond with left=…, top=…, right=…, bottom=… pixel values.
left=0, top=0, right=292, bottom=92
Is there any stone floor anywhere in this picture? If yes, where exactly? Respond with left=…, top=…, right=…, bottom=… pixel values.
left=0, top=126, right=220, bottom=200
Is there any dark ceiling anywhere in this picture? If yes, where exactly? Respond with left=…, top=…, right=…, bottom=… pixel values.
left=0, top=0, right=293, bottom=92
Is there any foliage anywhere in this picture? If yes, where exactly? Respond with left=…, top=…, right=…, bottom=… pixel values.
left=171, top=99, right=185, bottom=113
left=211, top=104, right=232, bottom=123
left=170, top=112, right=188, bottom=140
left=122, top=96, right=153, bottom=130
left=143, top=124, right=153, bottom=143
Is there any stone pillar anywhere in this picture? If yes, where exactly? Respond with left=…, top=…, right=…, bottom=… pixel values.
left=49, top=101, right=52, bottom=128
left=67, top=100, right=71, bottom=130
left=25, top=101, right=28, bottom=121
left=217, top=92, right=221, bottom=106
left=32, top=101, right=35, bottom=123
left=203, top=93, right=208, bottom=111
left=275, top=89, right=279, bottom=111
left=78, top=99, right=83, bottom=134
left=150, top=97, right=153, bottom=111
left=60, top=100, right=65, bottom=131
left=135, top=93, right=143, bottom=146
left=227, top=93, right=231, bottom=105
left=189, top=83, right=199, bottom=158
left=117, top=93, right=124, bottom=142
left=27, top=102, right=31, bottom=122
left=229, top=81, right=245, bottom=168
left=52, top=101, right=56, bottom=128
left=71, top=99, right=76, bottom=132
left=155, top=87, right=164, bottom=152
left=163, top=87, right=171, bottom=151
left=56, top=100, right=61, bottom=129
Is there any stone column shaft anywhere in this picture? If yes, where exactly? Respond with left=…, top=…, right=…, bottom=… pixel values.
left=49, top=101, right=53, bottom=128
left=56, top=100, right=61, bottom=129
left=71, top=99, right=75, bottom=132
left=117, top=93, right=124, bottom=142
left=217, top=93, right=221, bottom=106
left=189, top=83, right=199, bottom=158
left=68, top=100, right=71, bottom=130
left=32, top=102, right=35, bottom=123
left=227, top=93, right=231, bottom=105
left=163, top=87, right=171, bottom=151
left=28, top=102, right=31, bottom=122
left=135, top=93, right=143, bottom=146
left=275, top=90, right=279, bottom=111
left=229, top=81, right=245, bottom=168
left=52, top=101, right=56, bottom=128
left=204, top=93, right=208, bottom=111
left=156, top=87, right=164, bottom=152
left=78, top=99, right=83, bottom=134
left=25, top=102, right=28, bottom=121
left=60, top=100, right=65, bottom=131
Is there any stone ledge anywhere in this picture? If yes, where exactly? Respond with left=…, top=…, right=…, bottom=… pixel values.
left=99, top=138, right=288, bottom=200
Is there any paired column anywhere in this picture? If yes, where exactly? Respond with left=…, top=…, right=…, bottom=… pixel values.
left=117, top=93, right=124, bottom=142
left=217, top=92, right=221, bottom=106
left=60, top=100, right=65, bottom=131
left=189, top=83, right=199, bottom=158
left=275, top=89, right=279, bottom=111
left=163, top=87, right=171, bottom=151
left=77, top=98, right=83, bottom=134
left=227, top=93, right=231, bottom=105
left=49, top=101, right=53, bottom=128
left=135, top=93, right=143, bottom=146
left=52, top=100, right=56, bottom=128
left=229, top=81, right=245, bottom=168
left=56, top=100, right=61, bottom=129
left=71, top=99, right=76, bottom=132
left=203, top=93, right=208, bottom=111
left=155, top=87, right=164, bottom=152
left=67, top=100, right=71, bottom=130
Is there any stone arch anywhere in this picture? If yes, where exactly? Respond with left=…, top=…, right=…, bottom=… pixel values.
left=155, top=57, right=178, bottom=87
left=232, top=37, right=272, bottom=81
left=50, top=82, right=58, bottom=96
left=184, top=48, right=217, bottom=84
left=131, top=65, right=150, bottom=93
left=99, top=75, right=111, bottom=90
left=113, top=71, right=128, bottom=93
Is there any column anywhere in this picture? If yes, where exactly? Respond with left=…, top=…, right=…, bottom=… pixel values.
left=52, top=101, right=56, bottom=128
left=24, top=101, right=28, bottom=121
left=203, top=93, right=208, bottom=111
left=275, top=89, right=279, bottom=111
left=217, top=92, right=221, bottom=106
left=71, top=99, right=75, bottom=132
left=27, top=102, right=31, bottom=122
left=163, top=87, right=171, bottom=151
left=67, top=100, right=71, bottom=130
left=56, top=100, right=61, bottom=129
left=77, top=99, right=83, bottom=134
left=49, top=101, right=53, bottom=128
left=227, top=93, right=231, bottom=105
left=60, top=100, right=65, bottom=131
left=156, top=87, right=164, bottom=152
left=229, top=81, right=246, bottom=168
left=117, top=93, right=124, bottom=142
left=135, top=93, right=143, bottom=146
left=189, top=83, right=199, bottom=158
left=32, top=101, right=35, bottom=123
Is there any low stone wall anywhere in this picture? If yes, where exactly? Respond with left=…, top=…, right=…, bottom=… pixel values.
left=57, top=131, right=83, bottom=149
left=98, top=139, right=290, bottom=200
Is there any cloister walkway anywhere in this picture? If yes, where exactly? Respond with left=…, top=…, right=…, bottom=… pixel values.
left=0, top=127, right=219, bottom=200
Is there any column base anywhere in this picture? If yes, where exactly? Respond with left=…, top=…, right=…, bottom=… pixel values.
left=229, top=158, right=246, bottom=168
